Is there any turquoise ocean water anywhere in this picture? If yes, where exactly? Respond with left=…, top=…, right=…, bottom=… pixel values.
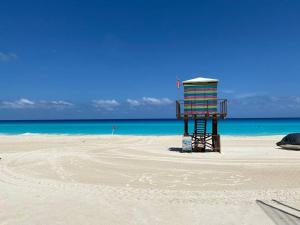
left=0, top=118, right=299, bottom=136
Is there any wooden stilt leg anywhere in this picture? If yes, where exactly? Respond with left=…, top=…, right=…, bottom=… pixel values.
left=184, top=115, right=189, bottom=136
left=212, top=115, right=220, bottom=152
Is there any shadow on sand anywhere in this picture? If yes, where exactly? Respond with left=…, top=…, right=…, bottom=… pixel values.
left=168, top=147, right=216, bottom=153
left=256, top=199, right=300, bottom=225
left=275, top=147, right=300, bottom=152
left=168, top=147, right=184, bottom=152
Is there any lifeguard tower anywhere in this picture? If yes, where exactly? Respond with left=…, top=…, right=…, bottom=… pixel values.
left=176, top=77, right=227, bottom=152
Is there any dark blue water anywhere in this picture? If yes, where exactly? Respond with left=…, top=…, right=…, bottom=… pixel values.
left=0, top=118, right=299, bottom=136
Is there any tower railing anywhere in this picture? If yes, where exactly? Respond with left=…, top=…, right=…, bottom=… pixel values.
left=176, top=99, right=227, bottom=119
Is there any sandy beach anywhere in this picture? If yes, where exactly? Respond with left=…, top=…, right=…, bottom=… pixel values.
left=0, top=135, right=300, bottom=225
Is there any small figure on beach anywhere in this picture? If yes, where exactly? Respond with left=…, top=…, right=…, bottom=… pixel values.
left=112, top=125, right=118, bottom=135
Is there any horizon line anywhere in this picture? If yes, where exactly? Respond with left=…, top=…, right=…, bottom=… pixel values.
left=0, top=117, right=300, bottom=122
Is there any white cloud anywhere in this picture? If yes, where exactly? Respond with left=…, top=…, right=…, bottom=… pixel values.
left=231, top=95, right=300, bottom=110
left=227, top=95, right=300, bottom=117
left=42, top=100, right=74, bottom=109
left=0, top=99, right=74, bottom=109
left=50, top=100, right=73, bottom=107
left=294, top=96, right=300, bottom=104
left=142, top=97, right=173, bottom=105
left=234, top=92, right=268, bottom=99
left=126, top=99, right=142, bottom=106
left=126, top=97, right=173, bottom=106
left=92, top=99, right=120, bottom=111
left=0, top=52, right=18, bottom=62
left=1, top=98, right=35, bottom=109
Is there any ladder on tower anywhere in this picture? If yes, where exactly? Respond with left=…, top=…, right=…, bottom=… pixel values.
left=192, top=118, right=208, bottom=151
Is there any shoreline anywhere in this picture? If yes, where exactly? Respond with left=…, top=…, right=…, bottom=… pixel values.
left=0, top=133, right=286, bottom=137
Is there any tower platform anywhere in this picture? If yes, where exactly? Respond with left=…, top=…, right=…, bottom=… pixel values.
left=176, top=99, right=227, bottom=152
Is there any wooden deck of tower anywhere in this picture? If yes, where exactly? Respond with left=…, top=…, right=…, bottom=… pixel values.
left=176, top=77, right=227, bottom=152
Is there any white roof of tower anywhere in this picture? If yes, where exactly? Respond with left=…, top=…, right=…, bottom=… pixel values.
left=183, top=77, right=218, bottom=84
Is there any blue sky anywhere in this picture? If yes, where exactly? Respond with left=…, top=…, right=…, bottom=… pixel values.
left=0, top=0, right=300, bottom=119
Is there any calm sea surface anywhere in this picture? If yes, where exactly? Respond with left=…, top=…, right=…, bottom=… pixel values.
left=0, top=118, right=299, bottom=136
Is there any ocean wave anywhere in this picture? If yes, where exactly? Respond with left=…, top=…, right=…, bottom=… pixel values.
left=20, top=132, right=43, bottom=136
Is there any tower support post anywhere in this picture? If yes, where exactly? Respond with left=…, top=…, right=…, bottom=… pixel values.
left=212, top=115, right=218, bottom=135
left=184, top=115, right=189, bottom=136
left=212, top=115, right=220, bottom=152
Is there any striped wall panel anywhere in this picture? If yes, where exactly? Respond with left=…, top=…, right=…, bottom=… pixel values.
left=183, top=82, right=218, bottom=115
